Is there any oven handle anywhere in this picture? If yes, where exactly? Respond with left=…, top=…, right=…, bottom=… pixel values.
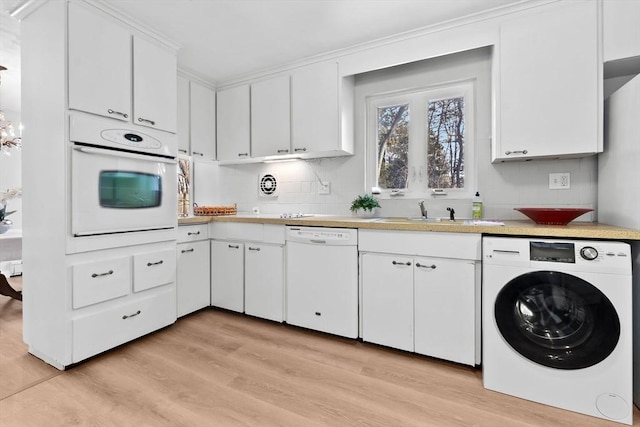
left=73, top=146, right=177, bottom=164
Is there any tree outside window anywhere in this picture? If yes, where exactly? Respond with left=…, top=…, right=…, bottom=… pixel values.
left=368, top=81, right=474, bottom=198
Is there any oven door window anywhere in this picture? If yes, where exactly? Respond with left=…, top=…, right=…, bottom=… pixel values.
left=99, top=171, right=162, bottom=209
left=494, top=270, right=620, bottom=369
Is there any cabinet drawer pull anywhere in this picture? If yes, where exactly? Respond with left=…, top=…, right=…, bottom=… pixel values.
left=294, top=147, right=307, bottom=153
left=192, top=151, right=204, bottom=156
left=107, top=109, right=128, bottom=119
left=137, top=117, right=156, bottom=126
left=277, top=149, right=289, bottom=154
left=122, top=310, right=141, bottom=320
left=187, top=231, right=201, bottom=236
left=147, top=260, right=164, bottom=267
left=248, top=247, right=261, bottom=251
left=91, top=269, right=114, bottom=278
left=228, top=244, right=240, bottom=249
left=181, top=248, right=195, bottom=253
left=504, top=149, right=528, bottom=155
left=392, top=261, right=411, bottom=266
left=415, top=263, right=436, bottom=269
left=238, top=153, right=249, bottom=157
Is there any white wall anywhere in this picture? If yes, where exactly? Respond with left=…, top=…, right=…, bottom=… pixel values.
left=194, top=48, right=597, bottom=221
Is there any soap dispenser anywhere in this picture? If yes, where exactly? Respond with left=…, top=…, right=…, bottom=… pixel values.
left=472, top=192, right=483, bottom=219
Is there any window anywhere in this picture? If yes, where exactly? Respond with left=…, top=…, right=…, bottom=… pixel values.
left=367, top=81, right=475, bottom=198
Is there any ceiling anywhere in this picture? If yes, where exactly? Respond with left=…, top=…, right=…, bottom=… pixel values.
left=0, top=0, right=528, bottom=112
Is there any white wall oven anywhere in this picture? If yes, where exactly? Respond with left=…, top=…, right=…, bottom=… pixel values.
left=70, top=113, right=177, bottom=237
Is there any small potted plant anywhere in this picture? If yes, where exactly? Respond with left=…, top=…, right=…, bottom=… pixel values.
left=350, top=194, right=381, bottom=217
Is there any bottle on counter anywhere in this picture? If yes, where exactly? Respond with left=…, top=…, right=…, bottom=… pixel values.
left=472, top=192, right=483, bottom=219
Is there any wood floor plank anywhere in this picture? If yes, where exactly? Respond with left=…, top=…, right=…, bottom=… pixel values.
left=1, top=306, right=638, bottom=426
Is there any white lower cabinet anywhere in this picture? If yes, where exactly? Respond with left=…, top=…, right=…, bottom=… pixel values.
left=359, top=230, right=481, bottom=366
left=177, top=224, right=210, bottom=317
left=73, top=285, right=175, bottom=363
left=210, top=240, right=245, bottom=312
left=67, top=241, right=177, bottom=367
left=245, top=243, right=284, bottom=322
left=413, top=256, right=476, bottom=365
left=361, top=253, right=414, bottom=352
left=209, top=223, right=285, bottom=321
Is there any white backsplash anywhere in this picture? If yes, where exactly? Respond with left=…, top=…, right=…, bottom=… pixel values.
left=193, top=153, right=597, bottom=221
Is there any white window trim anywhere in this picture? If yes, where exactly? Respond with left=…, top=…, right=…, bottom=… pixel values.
left=366, top=79, right=477, bottom=200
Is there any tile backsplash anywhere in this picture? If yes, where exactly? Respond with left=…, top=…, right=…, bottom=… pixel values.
left=192, top=153, right=597, bottom=222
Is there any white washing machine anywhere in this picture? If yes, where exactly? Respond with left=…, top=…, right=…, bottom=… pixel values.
left=483, top=237, right=633, bottom=425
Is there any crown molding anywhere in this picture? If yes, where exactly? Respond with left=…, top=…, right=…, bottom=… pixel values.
left=9, top=0, right=47, bottom=20
left=84, top=0, right=181, bottom=51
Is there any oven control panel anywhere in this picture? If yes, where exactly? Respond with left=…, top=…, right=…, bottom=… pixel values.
left=101, top=129, right=162, bottom=150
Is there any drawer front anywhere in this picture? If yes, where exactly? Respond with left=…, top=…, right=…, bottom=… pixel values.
left=72, top=256, right=131, bottom=309
left=358, top=229, right=481, bottom=260
left=177, top=224, right=208, bottom=243
left=72, top=285, right=176, bottom=363
left=133, top=248, right=176, bottom=292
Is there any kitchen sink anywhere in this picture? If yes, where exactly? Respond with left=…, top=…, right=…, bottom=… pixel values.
left=371, top=217, right=451, bottom=223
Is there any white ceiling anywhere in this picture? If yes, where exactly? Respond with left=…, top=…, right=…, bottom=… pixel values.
left=0, top=0, right=528, bottom=111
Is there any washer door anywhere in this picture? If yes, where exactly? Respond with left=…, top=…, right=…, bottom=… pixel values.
left=495, top=271, right=620, bottom=369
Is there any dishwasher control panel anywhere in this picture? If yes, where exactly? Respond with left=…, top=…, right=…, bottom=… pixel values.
left=286, top=226, right=358, bottom=245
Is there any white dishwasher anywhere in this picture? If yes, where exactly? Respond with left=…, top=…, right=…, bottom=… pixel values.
left=285, top=226, right=358, bottom=338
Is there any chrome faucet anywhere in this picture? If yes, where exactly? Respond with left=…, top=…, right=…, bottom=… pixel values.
left=418, top=201, right=427, bottom=218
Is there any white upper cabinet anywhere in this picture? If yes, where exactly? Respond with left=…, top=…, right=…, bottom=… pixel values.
left=216, top=84, right=251, bottom=162
left=603, top=0, right=640, bottom=62
left=68, top=3, right=177, bottom=133
left=133, top=36, right=177, bottom=133
left=251, top=75, right=291, bottom=158
left=291, top=61, right=354, bottom=158
left=190, top=81, right=217, bottom=161
left=177, top=76, right=190, bottom=155
left=493, top=0, right=601, bottom=162
left=68, top=2, right=131, bottom=122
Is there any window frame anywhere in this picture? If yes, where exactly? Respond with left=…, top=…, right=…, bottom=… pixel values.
left=366, top=79, right=477, bottom=199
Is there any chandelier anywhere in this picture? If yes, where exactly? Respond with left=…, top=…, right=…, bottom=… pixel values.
left=0, top=65, right=22, bottom=155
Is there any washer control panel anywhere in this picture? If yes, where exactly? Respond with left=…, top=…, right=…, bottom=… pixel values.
left=484, top=237, right=631, bottom=275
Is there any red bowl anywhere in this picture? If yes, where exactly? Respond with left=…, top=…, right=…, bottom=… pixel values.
left=514, top=208, right=593, bottom=225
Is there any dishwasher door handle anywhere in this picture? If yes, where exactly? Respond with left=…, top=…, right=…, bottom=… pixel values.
left=309, top=239, right=326, bottom=244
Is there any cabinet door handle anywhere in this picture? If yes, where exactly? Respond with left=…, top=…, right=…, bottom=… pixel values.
left=415, top=263, right=436, bottom=269
left=187, top=231, right=200, bottom=236
left=178, top=149, right=188, bottom=154
left=228, top=244, right=240, bottom=249
left=192, top=151, right=204, bottom=156
left=277, top=149, right=289, bottom=154
left=294, top=147, right=307, bottom=153
left=392, top=261, right=411, bottom=266
left=137, top=117, right=156, bottom=126
left=181, top=248, right=195, bottom=253
left=107, top=109, right=128, bottom=119
left=504, top=149, right=528, bottom=155
left=238, top=153, right=249, bottom=157
left=91, top=269, right=114, bottom=278
left=122, top=310, right=141, bottom=320
left=248, top=247, right=261, bottom=251
left=147, top=260, right=164, bottom=267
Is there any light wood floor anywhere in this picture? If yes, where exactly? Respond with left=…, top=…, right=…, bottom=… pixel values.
left=1, top=276, right=638, bottom=427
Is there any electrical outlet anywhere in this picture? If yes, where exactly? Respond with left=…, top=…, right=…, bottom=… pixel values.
left=549, top=173, right=571, bottom=189
left=318, top=181, right=331, bottom=195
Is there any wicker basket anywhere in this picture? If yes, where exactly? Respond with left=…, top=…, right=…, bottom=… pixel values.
left=193, top=203, right=237, bottom=216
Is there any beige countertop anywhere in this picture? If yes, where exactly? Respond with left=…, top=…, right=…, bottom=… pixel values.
left=178, top=214, right=640, bottom=241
